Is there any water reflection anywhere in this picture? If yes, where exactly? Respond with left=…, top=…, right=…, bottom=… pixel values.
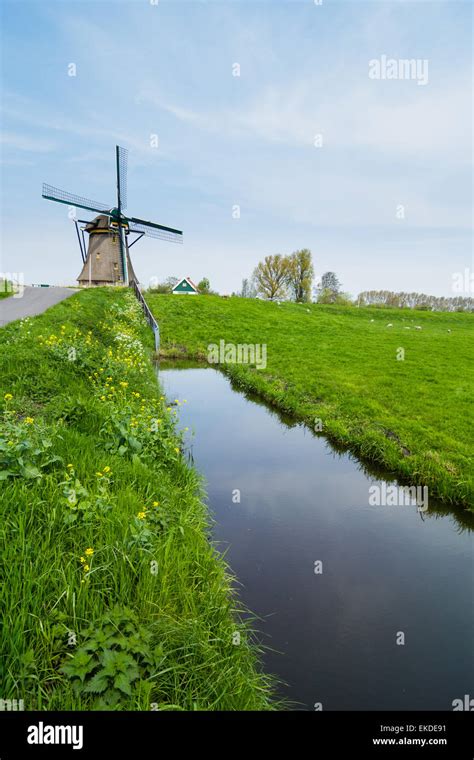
left=158, top=362, right=474, bottom=709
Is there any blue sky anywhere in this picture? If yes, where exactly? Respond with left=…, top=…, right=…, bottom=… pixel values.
left=1, top=0, right=472, bottom=296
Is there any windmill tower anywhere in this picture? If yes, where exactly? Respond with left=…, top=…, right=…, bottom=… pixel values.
left=42, top=145, right=183, bottom=286
left=77, top=214, right=137, bottom=287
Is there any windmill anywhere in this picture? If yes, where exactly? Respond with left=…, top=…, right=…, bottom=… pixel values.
left=42, top=145, right=183, bottom=286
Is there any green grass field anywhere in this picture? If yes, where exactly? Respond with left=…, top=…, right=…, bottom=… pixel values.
left=0, top=289, right=277, bottom=710
left=147, top=294, right=474, bottom=510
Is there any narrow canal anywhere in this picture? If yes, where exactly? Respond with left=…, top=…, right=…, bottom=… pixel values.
left=159, top=362, right=473, bottom=711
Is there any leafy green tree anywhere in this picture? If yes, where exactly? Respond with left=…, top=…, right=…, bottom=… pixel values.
left=198, top=277, right=210, bottom=294
left=317, top=288, right=352, bottom=305
left=148, top=276, right=178, bottom=294
left=253, top=255, right=289, bottom=300
left=317, top=272, right=342, bottom=304
left=240, top=277, right=257, bottom=298
left=286, top=249, right=314, bottom=302
left=321, top=272, right=340, bottom=294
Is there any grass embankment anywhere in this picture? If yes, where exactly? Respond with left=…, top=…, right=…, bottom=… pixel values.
left=0, top=288, right=276, bottom=710
left=0, top=285, right=14, bottom=299
left=148, top=295, right=473, bottom=509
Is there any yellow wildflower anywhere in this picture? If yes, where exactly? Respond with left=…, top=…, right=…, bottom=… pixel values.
left=120, top=381, right=128, bottom=388
left=96, top=472, right=103, bottom=477
left=85, top=547, right=94, bottom=556
left=83, top=564, right=90, bottom=572
left=4, top=393, right=13, bottom=401
left=152, top=501, right=159, bottom=507
left=24, top=417, right=34, bottom=424
left=80, top=556, right=85, bottom=564
left=103, top=466, right=111, bottom=473
left=67, top=464, right=74, bottom=469
left=174, top=447, right=180, bottom=454
left=137, top=512, right=147, bottom=520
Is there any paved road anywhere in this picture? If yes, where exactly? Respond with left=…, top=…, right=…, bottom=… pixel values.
left=0, top=286, right=78, bottom=327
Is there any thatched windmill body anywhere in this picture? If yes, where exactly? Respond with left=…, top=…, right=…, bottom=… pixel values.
left=42, top=146, right=183, bottom=286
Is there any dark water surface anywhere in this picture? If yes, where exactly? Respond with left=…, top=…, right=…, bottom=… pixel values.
left=159, top=363, right=473, bottom=710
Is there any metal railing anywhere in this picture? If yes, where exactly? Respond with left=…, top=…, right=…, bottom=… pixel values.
left=131, top=280, right=160, bottom=352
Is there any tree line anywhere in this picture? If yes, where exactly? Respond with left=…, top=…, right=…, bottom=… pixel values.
left=357, top=290, right=473, bottom=312
left=243, top=253, right=473, bottom=311
left=147, top=255, right=473, bottom=312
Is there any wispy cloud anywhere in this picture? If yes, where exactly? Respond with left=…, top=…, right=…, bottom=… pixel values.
left=2, top=91, right=174, bottom=166
left=1, top=132, right=56, bottom=153
left=139, top=73, right=470, bottom=165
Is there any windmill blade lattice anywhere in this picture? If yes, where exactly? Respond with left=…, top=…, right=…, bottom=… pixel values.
left=116, top=146, right=128, bottom=210
left=128, top=222, right=183, bottom=244
left=127, top=214, right=182, bottom=236
left=42, top=184, right=110, bottom=215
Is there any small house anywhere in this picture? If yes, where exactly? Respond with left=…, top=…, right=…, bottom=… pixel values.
left=172, top=277, right=199, bottom=295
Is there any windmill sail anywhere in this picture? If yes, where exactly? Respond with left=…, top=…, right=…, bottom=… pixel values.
left=116, top=146, right=128, bottom=210
left=115, top=146, right=128, bottom=283
left=42, top=184, right=110, bottom=216
left=126, top=215, right=183, bottom=244
left=128, top=222, right=183, bottom=244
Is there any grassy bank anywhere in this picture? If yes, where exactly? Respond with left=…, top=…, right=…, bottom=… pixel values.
left=147, top=294, right=473, bottom=509
left=0, top=289, right=277, bottom=710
